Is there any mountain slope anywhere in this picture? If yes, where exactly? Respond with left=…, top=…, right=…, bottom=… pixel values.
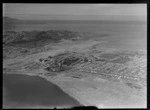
left=3, top=17, right=22, bottom=30
left=3, top=17, right=22, bottom=23
left=3, top=30, right=83, bottom=59
left=3, top=30, right=82, bottom=46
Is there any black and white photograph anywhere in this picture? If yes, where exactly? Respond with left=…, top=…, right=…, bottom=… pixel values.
left=3, top=3, right=147, bottom=108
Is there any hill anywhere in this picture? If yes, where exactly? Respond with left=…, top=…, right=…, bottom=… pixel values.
left=3, top=30, right=83, bottom=59
left=3, top=30, right=82, bottom=46
left=3, top=17, right=22, bottom=23
left=3, top=17, right=22, bottom=30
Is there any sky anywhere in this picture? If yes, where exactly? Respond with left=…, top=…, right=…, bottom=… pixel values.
left=3, top=4, right=147, bottom=21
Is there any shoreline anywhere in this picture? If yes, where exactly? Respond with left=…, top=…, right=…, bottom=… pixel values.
left=3, top=72, right=90, bottom=107
left=38, top=74, right=90, bottom=106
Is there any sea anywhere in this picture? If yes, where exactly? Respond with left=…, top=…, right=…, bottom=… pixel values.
left=3, top=74, right=82, bottom=108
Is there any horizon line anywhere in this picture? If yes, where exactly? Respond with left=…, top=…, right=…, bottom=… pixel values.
left=3, top=16, right=146, bottom=22
left=4, top=13, right=146, bottom=16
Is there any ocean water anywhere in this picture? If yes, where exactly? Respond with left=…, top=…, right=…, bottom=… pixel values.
left=3, top=74, right=82, bottom=108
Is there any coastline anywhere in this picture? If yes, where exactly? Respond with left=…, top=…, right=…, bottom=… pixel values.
left=38, top=74, right=90, bottom=106
left=3, top=72, right=90, bottom=107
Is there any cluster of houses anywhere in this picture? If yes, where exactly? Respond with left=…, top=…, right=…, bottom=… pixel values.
left=37, top=50, right=146, bottom=88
